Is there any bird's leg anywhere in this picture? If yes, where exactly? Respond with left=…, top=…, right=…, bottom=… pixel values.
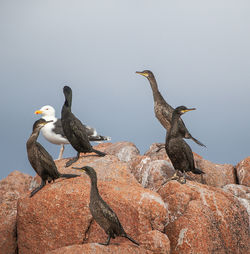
left=65, top=152, right=80, bottom=167
left=160, top=171, right=180, bottom=189
left=179, top=170, right=187, bottom=184
left=30, top=180, right=46, bottom=197
left=58, top=145, right=64, bottom=160
left=99, top=234, right=111, bottom=246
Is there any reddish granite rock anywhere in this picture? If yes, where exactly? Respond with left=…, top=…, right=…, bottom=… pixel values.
left=194, top=154, right=236, bottom=187
left=0, top=171, right=32, bottom=254
left=17, top=158, right=168, bottom=254
left=138, top=144, right=236, bottom=188
left=223, top=184, right=250, bottom=221
left=158, top=181, right=249, bottom=254
left=102, top=141, right=140, bottom=162
left=236, top=157, right=250, bottom=187
left=129, top=155, right=175, bottom=191
left=138, top=230, right=171, bottom=254
left=46, top=243, right=152, bottom=254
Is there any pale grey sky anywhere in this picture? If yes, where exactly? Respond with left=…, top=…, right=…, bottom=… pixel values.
left=0, top=0, right=249, bottom=179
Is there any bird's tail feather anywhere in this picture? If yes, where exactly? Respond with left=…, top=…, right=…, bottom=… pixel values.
left=89, top=135, right=111, bottom=142
left=92, top=148, right=106, bottom=157
left=123, top=234, right=140, bottom=245
left=191, top=136, right=206, bottom=147
left=192, top=168, right=204, bottom=175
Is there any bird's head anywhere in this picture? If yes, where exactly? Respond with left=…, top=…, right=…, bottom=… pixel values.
left=34, top=105, right=55, bottom=117
left=72, top=166, right=97, bottom=179
left=175, top=106, right=196, bottom=115
left=136, top=70, right=154, bottom=79
left=32, top=119, right=53, bottom=132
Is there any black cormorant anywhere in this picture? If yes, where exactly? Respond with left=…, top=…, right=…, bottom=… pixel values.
left=35, top=105, right=111, bottom=159
left=136, top=70, right=205, bottom=148
left=72, top=166, right=139, bottom=246
left=61, top=86, right=106, bottom=167
left=165, top=106, right=204, bottom=184
left=26, top=119, right=79, bottom=197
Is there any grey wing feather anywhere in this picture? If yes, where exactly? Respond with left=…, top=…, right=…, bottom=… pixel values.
left=53, top=119, right=67, bottom=138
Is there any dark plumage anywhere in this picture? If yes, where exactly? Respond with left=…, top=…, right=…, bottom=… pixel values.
left=165, top=106, right=204, bottom=183
left=61, top=86, right=106, bottom=167
left=72, top=166, right=139, bottom=246
left=35, top=105, right=111, bottom=160
left=136, top=70, right=205, bottom=148
left=26, top=119, right=79, bottom=197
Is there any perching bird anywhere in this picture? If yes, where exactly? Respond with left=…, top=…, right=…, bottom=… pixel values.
left=136, top=70, right=205, bottom=148
left=61, top=86, right=106, bottom=167
left=72, top=166, right=139, bottom=246
left=26, top=119, right=79, bottom=197
left=165, top=106, right=204, bottom=184
left=35, top=105, right=111, bottom=160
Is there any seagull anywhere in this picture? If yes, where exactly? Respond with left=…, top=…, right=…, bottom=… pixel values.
left=35, top=105, right=111, bottom=160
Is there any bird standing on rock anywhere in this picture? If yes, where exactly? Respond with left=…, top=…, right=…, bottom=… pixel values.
left=26, top=119, right=79, bottom=197
left=35, top=105, right=111, bottom=160
left=165, top=106, right=204, bottom=184
left=61, top=86, right=106, bottom=167
left=72, top=166, right=139, bottom=246
left=136, top=70, right=205, bottom=149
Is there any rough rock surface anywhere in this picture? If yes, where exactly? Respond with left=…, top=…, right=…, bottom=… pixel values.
left=223, top=184, right=250, bottom=222
left=141, top=143, right=236, bottom=188
left=158, top=181, right=249, bottom=254
left=236, top=157, right=250, bottom=187
left=102, top=141, right=140, bottom=162
left=1, top=142, right=250, bottom=254
left=17, top=154, right=168, bottom=254
left=138, top=230, right=171, bottom=254
left=0, top=171, right=32, bottom=254
left=46, top=243, right=152, bottom=254
left=129, top=155, right=175, bottom=191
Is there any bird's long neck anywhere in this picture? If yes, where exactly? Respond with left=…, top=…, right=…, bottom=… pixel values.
left=62, top=95, right=72, bottom=118
left=148, top=76, right=165, bottom=103
left=89, top=177, right=100, bottom=199
left=26, top=130, right=39, bottom=149
left=168, top=113, right=181, bottom=138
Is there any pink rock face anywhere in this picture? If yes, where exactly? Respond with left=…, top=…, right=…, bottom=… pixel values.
left=236, top=157, right=250, bottom=187
left=142, top=144, right=236, bottom=188
left=102, top=142, right=140, bottom=162
left=158, top=181, right=249, bottom=254
left=17, top=156, right=168, bottom=254
left=138, top=230, right=171, bottom=254
left=46, top=243, right=152, bottom=254
left=129, top=155, right=175, bottom=191
left=0, top=171, right=32, bottom=254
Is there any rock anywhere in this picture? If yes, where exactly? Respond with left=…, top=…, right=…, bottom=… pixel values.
left=17, top=155, right=168, bottom=254
left=0, top=171, right=32, bottom=254
left=102, top=141, right=140, bottom=162
left=138, top=230, right=171, bottom=254
left=158, top=181, right=249, bottom=254
left=129, top=156, right=175, bottom=191
left=139, top=144, right=236, bottom=188
left=194, top=154, right=236, bottom=187
left=46, top=243, right=152, bottom=254
left=223, top=184, right=250, bottom=222
left=236, top=157, right=250, bottom=187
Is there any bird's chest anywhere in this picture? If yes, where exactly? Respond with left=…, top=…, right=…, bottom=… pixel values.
left=154, top=104, right=171, bottom=130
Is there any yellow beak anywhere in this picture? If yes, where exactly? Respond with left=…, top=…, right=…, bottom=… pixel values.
left=136, top=71, right=149, bottom=77
left=35, top=110, right=42, bottom=115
